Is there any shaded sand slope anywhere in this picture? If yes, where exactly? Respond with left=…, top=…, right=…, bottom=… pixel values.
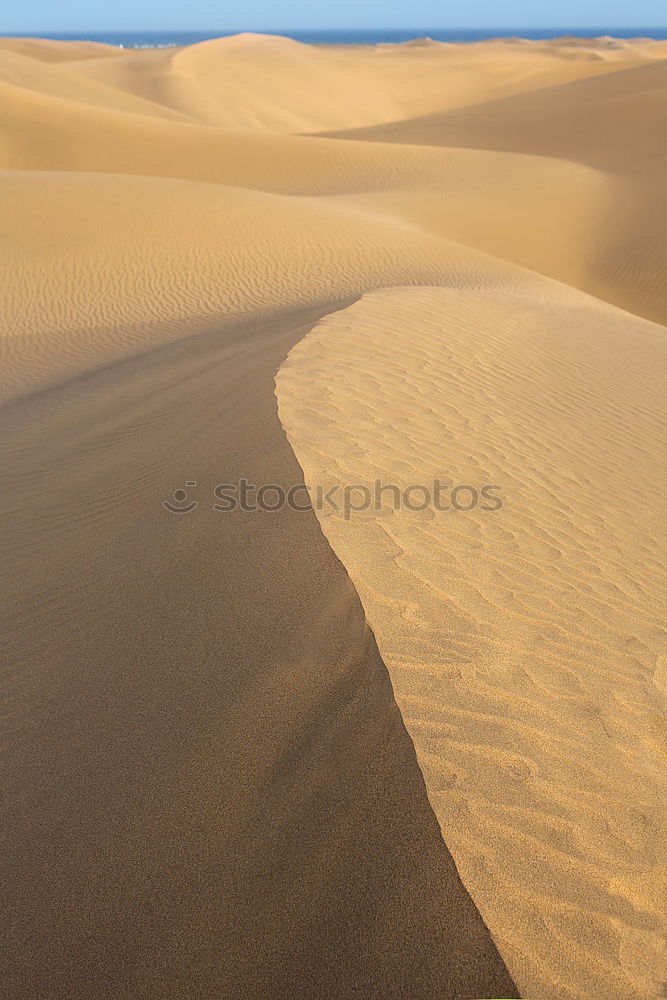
left=0, top=305, right=517, bottom=999
left=277, top=284, right=667, bottom=1000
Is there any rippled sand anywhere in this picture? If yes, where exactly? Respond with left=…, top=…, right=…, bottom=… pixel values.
left=1, top=31, right=665, bottom=1000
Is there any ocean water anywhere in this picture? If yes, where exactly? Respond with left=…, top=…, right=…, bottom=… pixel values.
left=6, top=27, right=667, bottom=48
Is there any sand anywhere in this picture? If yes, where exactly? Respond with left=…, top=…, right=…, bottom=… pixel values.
left=0, top=31, right=665, bottom=1000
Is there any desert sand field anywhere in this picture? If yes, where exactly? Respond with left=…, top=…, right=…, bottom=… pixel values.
left=1, top=31, right=665, bottom=1000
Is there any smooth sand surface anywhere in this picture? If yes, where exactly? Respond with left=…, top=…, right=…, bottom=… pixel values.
left=1, top=31, right=665, bottom=1000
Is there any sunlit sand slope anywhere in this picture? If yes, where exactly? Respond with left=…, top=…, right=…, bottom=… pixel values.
left=277, top=284, right=667, bottom=1000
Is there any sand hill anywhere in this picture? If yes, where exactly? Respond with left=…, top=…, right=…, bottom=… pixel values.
left=0, top=31, right=665, bottom=1000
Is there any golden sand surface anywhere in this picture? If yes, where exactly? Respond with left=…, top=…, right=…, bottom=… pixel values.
left=1, top=31, right=665, bottom=1000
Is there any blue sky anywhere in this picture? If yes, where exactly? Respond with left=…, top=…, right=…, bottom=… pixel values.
left=3, top=1, right=666, bottom=33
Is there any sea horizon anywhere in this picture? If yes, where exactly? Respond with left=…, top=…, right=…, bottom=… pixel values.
left=3, top=26, right=667, bottom=47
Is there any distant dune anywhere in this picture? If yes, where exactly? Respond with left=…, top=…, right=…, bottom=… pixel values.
left=1, top=31, right=665, bottom=1000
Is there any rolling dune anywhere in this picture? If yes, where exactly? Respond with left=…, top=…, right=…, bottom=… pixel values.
left=0, top=35, right=121, bottom=61
left=1, top=30, right=665, bottom=1000
left=277, top=284, right=667, bottom=1000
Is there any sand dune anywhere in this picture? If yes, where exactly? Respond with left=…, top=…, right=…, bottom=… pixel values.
left=1, top=30, right=665, bottom=1000
left=277, top=284, right=667, bottom=1000
left=3, top=39, right=665, bottom=329
left=2, top=168, right=535, bottom=403
left=4, top=32, right=655, bottom=132
left=1, top=302, right=519, bottom=1000
left=323, top=55, right=667, bottom=175
left=0, top=47, right=193, bottom=120
left=0, top=35, right=121, bottom=61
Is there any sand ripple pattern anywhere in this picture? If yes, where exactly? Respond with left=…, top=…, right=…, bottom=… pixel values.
left=277, top=285, right=667, bottom=1000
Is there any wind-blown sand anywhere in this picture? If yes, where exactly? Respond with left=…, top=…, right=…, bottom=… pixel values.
left=1, top=31, right=665, bottom=1000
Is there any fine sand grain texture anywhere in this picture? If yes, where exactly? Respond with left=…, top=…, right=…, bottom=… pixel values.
left=1, top=30, right=666, bottom=1000
left=1, top=306, right=518, bottom=1000
left=277, top=285, right=667, bottom=1000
